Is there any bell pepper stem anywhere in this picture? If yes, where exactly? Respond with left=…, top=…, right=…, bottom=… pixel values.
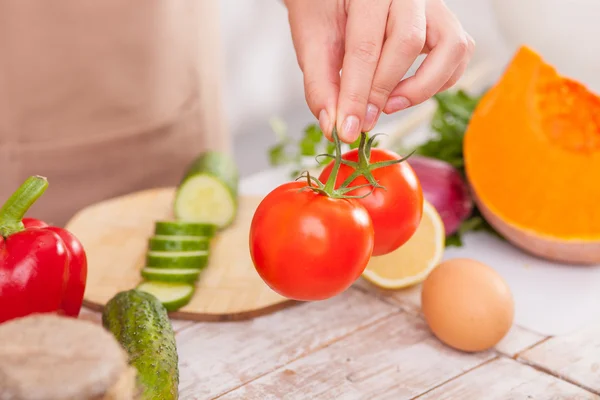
left=0, top=176, right=49, bottom=237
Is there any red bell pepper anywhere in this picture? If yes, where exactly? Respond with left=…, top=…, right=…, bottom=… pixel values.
left=0, top=176, right=88, bottom=323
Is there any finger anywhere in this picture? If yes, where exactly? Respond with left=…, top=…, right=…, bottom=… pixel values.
left=383, top=17, right=471, bottom=112
left=287, top=1, right=343, bottom=139
left=383, top=36, right=469, bottom=111
left=303, top=56, right=343, bottom=140
left=364, top=0, right=426, bottom=131
left=336, top=0, right=390, bottom=143
left=437, top=35, right=475, bottom=93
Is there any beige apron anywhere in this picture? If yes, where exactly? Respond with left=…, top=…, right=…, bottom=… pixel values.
left=0, top=0, right=229, bottom=226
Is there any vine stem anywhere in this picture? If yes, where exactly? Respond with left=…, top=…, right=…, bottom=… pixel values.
left=336, top=132, right=414, bottom=192
left=298, top=128, right=413, bottom=200
left=323, top=127, right=344, bottom=194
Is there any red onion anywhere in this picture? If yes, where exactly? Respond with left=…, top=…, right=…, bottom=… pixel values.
left=407, top=155, right=473, bottom=235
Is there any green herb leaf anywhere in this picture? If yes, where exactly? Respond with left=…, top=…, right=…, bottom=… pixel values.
left=445, top=233, right=463, bottom=247
left=268, top=143, right=290, bottom=166
left=267, top=119, right=380, bottom=175
left=267, top=117, right=294, bottom=166
left=299, top=124, right=323, bottom=156
left=408, top=89, right=505, bottom=247
left=445, top=211, right=505, bottom=248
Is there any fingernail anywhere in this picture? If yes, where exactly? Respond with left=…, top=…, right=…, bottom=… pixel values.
left=318, top=109, right=331, bottom=136
left=386, top=96, right=411, bottom=113
left=364, top=103, right=380, bottom=131
left=341, top=115, right=360, bottom=142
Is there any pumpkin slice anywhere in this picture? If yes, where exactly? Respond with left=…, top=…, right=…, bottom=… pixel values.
left=464, top=46, right=600, bottom=264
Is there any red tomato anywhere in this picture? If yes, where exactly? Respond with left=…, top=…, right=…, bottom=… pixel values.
left=319, top=149, right=423, bottom=256
left=249, top=181, right=374, bottom=301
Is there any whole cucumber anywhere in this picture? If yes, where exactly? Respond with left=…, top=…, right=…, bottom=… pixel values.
left=102, top=289, right=179, bottom=400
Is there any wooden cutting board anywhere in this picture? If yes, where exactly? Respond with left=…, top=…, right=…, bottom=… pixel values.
left=65, top=188, right=298, bottom=321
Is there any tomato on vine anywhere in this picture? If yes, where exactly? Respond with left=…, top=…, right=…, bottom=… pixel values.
left=250, top=128, right=423, bottom=300
left=249, top=180, right=374, bottom=301
left=319, top=134, right=423, bottom=256
left=250, top=129, right=379, bottom=301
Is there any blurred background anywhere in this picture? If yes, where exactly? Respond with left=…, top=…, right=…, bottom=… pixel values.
left=225, top=0, right=600, bottom=177
left=224, top=0, right=508, bottom=176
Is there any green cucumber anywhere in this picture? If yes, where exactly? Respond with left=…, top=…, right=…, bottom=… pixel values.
left=149, top=235, right=209, bottom=252
left=141, top=267, right=201, bottom=284
left=102, top=289, right=179, bottom=400
left=155, top=221, right=216, bottom=237
left=146, top=250, right=209, bottom=269
left=173, top=151, right=239, bottom=229
left=136, top=281, right=195, bottom=312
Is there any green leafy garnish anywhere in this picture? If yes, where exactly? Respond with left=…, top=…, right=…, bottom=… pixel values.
left=267, top=118, right=378, bottom=178
left=409, top=89, right=504, bottom=247
left=414, top=90, right=484, bottom=173
left=267, top=118, right=298, bottom=167
left=445, top=210, right=501, bottom=247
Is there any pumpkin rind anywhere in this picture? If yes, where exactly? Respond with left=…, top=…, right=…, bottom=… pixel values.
left=464, top=46, right=600, bottom=265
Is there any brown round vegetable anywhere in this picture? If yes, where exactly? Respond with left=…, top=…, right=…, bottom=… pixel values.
left=0, top=314, right=137, bottom=400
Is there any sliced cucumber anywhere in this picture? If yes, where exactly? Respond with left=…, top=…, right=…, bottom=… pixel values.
left=146, top=250, right=209, bottom=269
left=149, top=235, right=209, bottom=252
left=154, top=221, right=216, bottom=237
left=173, top=151, right=239, bottom=229
left=136, top=281, right=195, bottom=312
left=141, top=267, right=201, bottom=284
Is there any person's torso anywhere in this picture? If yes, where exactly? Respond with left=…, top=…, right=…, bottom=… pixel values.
left=0, top=0, right=228, bottom=225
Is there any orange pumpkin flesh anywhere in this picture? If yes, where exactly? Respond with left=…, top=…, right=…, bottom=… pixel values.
left=464, top=46, right=600, bottom=265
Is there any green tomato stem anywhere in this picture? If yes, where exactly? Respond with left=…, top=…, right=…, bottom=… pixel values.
left=302, top=127, right=412, bottom=200
left=322, top=128, right=344, bottom=195
left=336, top=132, right=414, bottom=192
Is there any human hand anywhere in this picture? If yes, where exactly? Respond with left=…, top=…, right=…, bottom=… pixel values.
left=284, top=0, right=475, bottom=143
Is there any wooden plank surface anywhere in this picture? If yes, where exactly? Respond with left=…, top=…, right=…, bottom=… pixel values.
left=82, top=263, right=590, bottom=400
left=218, top=312, right=495, bottom=400
left=519, top=323, right=600, bottom=395
left=417, top=357, right=599, bottom=400
left=83, top=284, right=598, bottom=400
left=354, top=279, right=546, bottom=357
left=66, top=189, right=295, bottom=321
left=176, top=288, right=399, bottom=399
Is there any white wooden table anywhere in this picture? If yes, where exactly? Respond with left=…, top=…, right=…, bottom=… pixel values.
left=82, top=274, right=600, bottom=399
left=80, top=164, right=600, bottom=400
left=84, top=62, right=600, bottom=399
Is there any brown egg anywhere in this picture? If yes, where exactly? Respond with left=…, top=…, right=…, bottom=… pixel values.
left=421, top=258, right=514, bottom=352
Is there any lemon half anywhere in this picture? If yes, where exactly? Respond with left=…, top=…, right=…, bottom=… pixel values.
left=362, top=200, right=445, bottom=289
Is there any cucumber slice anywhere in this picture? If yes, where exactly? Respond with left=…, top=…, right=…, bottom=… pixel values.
left=154, top=221, right=216, bottom=237
left=173, top=151, right=239, bottom=229
left=149, top=236, right=209, bottom=252
left=136, top=281, right=195, bottom=312
left=141, top=267, right=201, bottom=284
left=146, top=251, right=209, bottom=269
